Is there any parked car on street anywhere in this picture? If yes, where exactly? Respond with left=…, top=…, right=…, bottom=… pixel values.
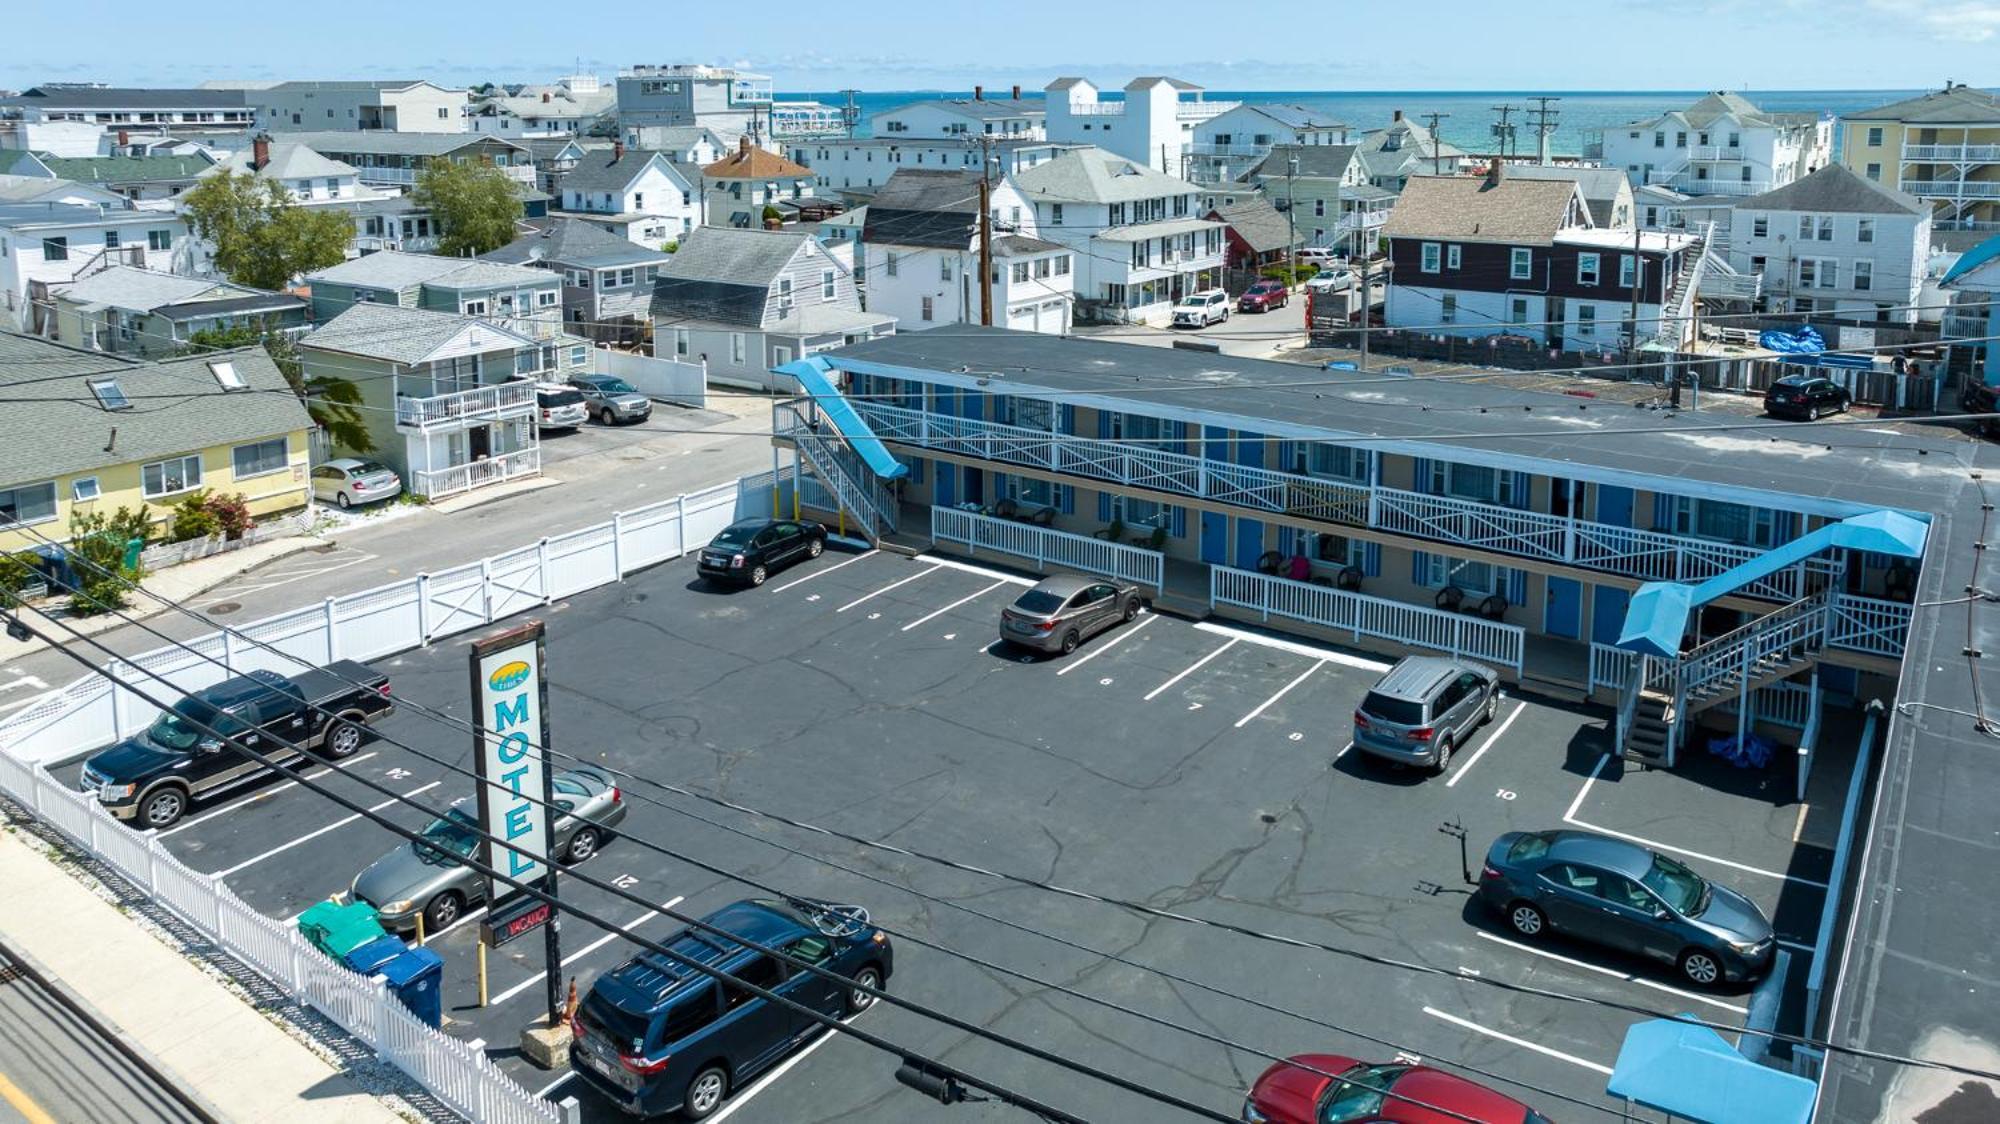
left=80, top=663, right=394, bottom=828
left=696, top=518, right=827, bottom=587
left=1963, top=380, right=2000, bottom=438
left=1478, top=828, right=1776, bottom=985
left=1307, top=267, right=1358, bottom=294
left=570, top=898, right=893, bottom=1119
left=350, top=765, right=627, bottom=933
left=311, top=458, right=402, bottom=509
left=1764, top=373, right=1850, bottom=420
left=1297, top=247, right=1342, bottom=267
left=998, top=573, right=1144, bottom=655
left=570, top=374, right=654, bottom=425
left=1171, top=289, right=1231, bottom=328
left=1243, top=1054, right=1552, bottom=1124
left=1238, top=279, right=1291, bottom=313
left=1351, top=656, right=1499, bottom=773
left=532, top=382, right=590, bottom=430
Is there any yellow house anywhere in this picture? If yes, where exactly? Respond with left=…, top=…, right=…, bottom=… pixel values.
left=0, top=332, right=315, bottom=556
left=1840, top=83, right=2000, bottom=243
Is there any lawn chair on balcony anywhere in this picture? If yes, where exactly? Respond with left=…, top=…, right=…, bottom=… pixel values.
left=1093, top=519, right=1125, bottom=543
left=993, top=498, right=1021, bottom=521
left=1131, top=525, right=1168, bottom=552
left=1335, top=565, right=1363, bottom=592
left=1475, top=593, right=1509, bottom=620
left=1256, top=551, right=1285, bottom=575
left=1028, top=507, right=1055, bottom=527
left=1435, top=585, right=1465, bottom=611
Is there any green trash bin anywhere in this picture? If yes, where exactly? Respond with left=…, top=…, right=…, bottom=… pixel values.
left=296, top=900, right=388, bottom=960
left=122, top=537, right=145, bottom=571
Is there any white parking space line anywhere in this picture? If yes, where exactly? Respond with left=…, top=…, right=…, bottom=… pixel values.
left=490, top=895, right=685, bottom=1006
left=1564, top=818, right=1829, bottom=888
left=1235, top=659, right=1328, bottom=729
left=422, top=905, right=488, bottom=943
left=773, top=549, right=876, bottom=592
left=1055, top=613, right=1157, bottom=676
left=835, top=564, right=942, bottom=613
left=0, top=691, right=52, bottom=715
left=902, top=580, right=1007, bottom=632
left=916, top=554, right=1037, bottom=587
left=1564, top=753, right=1610, bottom=821
left=707, top=1012, right=867, bottom=1123
left=210, top=780, right=440, bottom=878
left=1144, top=638, right=1239, bottom=701
left=0, top=673, right=47, bottom=693
left=1421, top=1007, right=1614, bottom=1075
left=1445, top=701, right=1527, bottom=788
left=534, top=1073, right=575, bottom=1099
left=1473, top=931, right=1748, bottom=1013
left=1192, top=620, right=1391, bottom=672
left=157, top=753, right=380, bottom=837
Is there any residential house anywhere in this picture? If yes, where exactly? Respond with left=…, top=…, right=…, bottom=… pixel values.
left=1839, top=83, right=2000, bottom=247
left=0, top=332, right=312, bottom=553
left=524, top=136, right=595, bottom=193
left=302, top=251, right=579, bottom=369
left=1587, top=91, right=1830, bottom=199
left=1494, top=164, right=1634, bottom=229
left=552, top=145, right=699, bottom=247
left=1207, top=198, right=1303, bottom=274
left=1633, top=183, right=1736, bottom=238
left=623, top=126, right=724, bottom=169
left=1042, top=77, right=1238, bottom=171
left=870, top=90, right=1044, bottom=141
left=0, top=86, right=255, bottom=138
left=1188, top=103, right=1350, bottom=183
left=202, top=135, right=383, bottom=206
left=254, top=81, right=467, bottom=134
left=1722, top=164, right=1932, bottom=322
left=651, top=226, right=893, bottom=391
left=860, top=169, right=1073, bottom=334
left=3, top=150, right=216, bottom=206
left=0, top=201, right=195, bottom=332
left=468, top=84, right=615, bottom=138
left=300, top=303, right=544, bottom=500
left=1382, top=166, right=1702, bottom=352
left=1248, top=144, right=1393, bottom=255
left=1014, top=146, right=1223, bottom=324
left=1941, top=234, right=2000, bottom=382
left=49, top=266, right=306, bottom=356
left=259, top=131, right=536, bottom=190
left=615, top=65, right=774, bottom=147
left=786, top=136, right=1082, bottom=196
left=0, top=119, right=115, bottom=158
left=481, top=217, right=671, bottom=344
left=700, top=137, right=818, bottom=228
left=0, top=174, right=124, bottom=208
left=1354, top=112, right=1473, bottom=191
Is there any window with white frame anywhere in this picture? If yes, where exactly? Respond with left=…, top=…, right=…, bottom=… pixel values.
left=1420, top=242, right=1441, bottom=272
left=674, top=328, right=689, bottom=357
left=1446, top=244, right=1461, bottom=270
left=939, top=256, right=952, bottom=282
left=537, top=289, right=558, bottom=307
left=1302, top=443, right=1367, bottom=481
left=1857, top=218, right=1874, bottom=244
left=1510, top=247, right=1532, bottom=279
left=71, top=477, right=99, bottom=503
left=1853, top=260, right=1872, bottom=291
left=1800, top=258, right=1838, bottom=289
left=1429, top=461, right=1521, bottom=505
left=0, top=481, right=57, bottom=526
left=1117, top=495, right=1163, bottom=528
left=1008, top=475, right=1054, bottom=507
left=1510, top=298, right=1528, bottom=325
left=148, top=229, right=172, bottom=251
left=231, top=438, right=289, bottom=479
left=1577, top=305, right=1597, bottom=336
left=729, top=333, right=745, bottom=364
left=1619, top=255, right=1636, bottom=288
left=463, top=299, right=488, bottom=315
left=1425, top=554, right=1496, bottom=595
left=885, top=252, right=899, bottom=277
left=142, top=454, right=202, bottom=498
left=1577, top=253, right=1601, bottom=286
left=1673, top=497, right=1775, bottom=546
left=821, top=269, right=835, bottom=298
left=1440, top=293, right=1457, bottom=323
left=569, top=345, right=587, bottom=367
left=920, top=296, right=934, bottom=322
left=1308, top=531, right=1362, bottom=568
left=1752, top=215, right=1768, bottom=238
left=1866, top=126, right=1884, bottom=146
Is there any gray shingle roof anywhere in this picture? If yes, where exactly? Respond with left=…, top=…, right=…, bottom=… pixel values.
left=1735, top=163, right=1927, bottom=216
left=210, top=141, right=354, bottom=182
left=480, top=217, right=670, bottom=269
left=1495, top=164, right=1632, bottom=226
left=862, top=169, right=982, bottom=249
left=1383, top=171, right=1584, bottom=245
left=1013, top=147, right=1200, bottom=204
left=1242, top=104, right=1348, bottom=131
left=877, top=97, right=1043, bottom=121
left=555, top=149, right=686, bottom=197
left=0, top=332, right=310, bottom=488
left=1249, top=144, right=1358, bottom=181
left=300, top=302, right=533, bottom=364
left=306, top=250, right=555, bottom=292
left=5, top=86, right=247, bottom=110
left=271, top=131, right=530, bottom=159
left=1848, top=84, right=2000, bottom=124
left=1209, top=198, right=1299, bottom=254
left=57, top=267, right=257, bottom=313
left=655, top=226, right=807, bottom=286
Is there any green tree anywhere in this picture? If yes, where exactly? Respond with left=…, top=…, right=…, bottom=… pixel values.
left=65, top=507, right=151, bottom=616
left=185, top=325, right=374, bottom=453
left=182, top=169, right=353, bottom=291
left=412, top=159, right=523, bottom=257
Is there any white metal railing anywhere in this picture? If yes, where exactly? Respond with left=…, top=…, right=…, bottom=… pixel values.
left=1900, top=180, right=2000, bottom=199
left=1615, top=658, right=1644, bottom=757
left=1902, top=143, right=2000, bottom=163
left=1589, top=642, right=1640, bottom=696
left=1211, top=567, right=1524, bottom=673
left=1645, top=174, right=1771, bottom=197
left=933, top=507, right=1164, bottom=588
left=1688, top=145, right=1748, bottom=162
left=1375, top=489, right=1568, bottom=561
left=1936, top=219, right=2000, bottom=233
left=1944, top=312, right=1990, bottom=340
left=778, top=403, right=897, bottom=537
left=1827, top=593, right=1911, bottom=658
left=1658, top=591, right=1830, bottom=704
left=411, top=447, right=541, bottom=500
left=1712, top=678, right=1817, bottom=728
left=394, top=381, right=536, bottom=429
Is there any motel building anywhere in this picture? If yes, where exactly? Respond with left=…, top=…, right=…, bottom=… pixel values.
left=760, top=326, right=1938, bottom=775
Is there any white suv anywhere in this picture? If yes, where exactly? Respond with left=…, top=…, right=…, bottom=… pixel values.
left=1171, top=289, right=1231, bottom=328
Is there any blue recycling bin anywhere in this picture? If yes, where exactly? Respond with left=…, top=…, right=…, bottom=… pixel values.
left=377, top=947, right=445, bottom=1029
left=341, top=934, right=408, bottom=976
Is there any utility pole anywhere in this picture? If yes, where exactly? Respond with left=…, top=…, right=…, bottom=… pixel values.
left=1420, top=112, right=1450, bottom=175
left=1287, top=155, right=1299, bottom=281
left=978, top=137, right=994, bottom=327
left=1628, top=219, right=1644, bottom=361
left=1490, top=103, right=1519, bottom=161
left=840, top=88, right=860, bottom=137
left=1527, top=96, right=1561, bottom=165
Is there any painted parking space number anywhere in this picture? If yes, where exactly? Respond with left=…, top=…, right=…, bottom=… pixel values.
left=1495, top=788, right=1516, bottom=801
left=610, top=874, right=639, bottom=890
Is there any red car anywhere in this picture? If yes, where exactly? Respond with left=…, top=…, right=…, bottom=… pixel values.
left=1239, top=279, right=1290, bottom=312
left=1243, top=1055, right=1552, bottom=1124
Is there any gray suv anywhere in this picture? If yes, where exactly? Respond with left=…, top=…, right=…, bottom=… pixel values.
left=569, top=375, right=653, bottom=425
left=1351, top=655, right=1499, bottom=772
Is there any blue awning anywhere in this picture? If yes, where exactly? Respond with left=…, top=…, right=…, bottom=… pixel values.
left=774, top=356, right=908, bottom=480
left=1608, top=1018, right=1816, bottom=1124
left=1619, top=509, right=1928, bottom=658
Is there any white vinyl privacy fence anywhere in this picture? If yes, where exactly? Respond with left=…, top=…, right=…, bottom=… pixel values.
left=0, top=479, right=748, bottom=1123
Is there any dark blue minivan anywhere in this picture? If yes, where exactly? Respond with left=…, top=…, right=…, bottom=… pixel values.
left=569, top=899, right=893, bottom=1119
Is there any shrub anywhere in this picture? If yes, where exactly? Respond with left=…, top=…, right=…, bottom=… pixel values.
left=170, top=490, right=221, bottom=543
left=661, top=239, right=679, bottom=254
left=0, top=551, right=37, bottom=609
left=209, top=492, right=254, bottom=540
left=65, top=507, right=146, bottom=617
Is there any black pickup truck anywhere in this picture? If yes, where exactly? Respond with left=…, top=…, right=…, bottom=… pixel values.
left=79, top=662, right=395, bottom=829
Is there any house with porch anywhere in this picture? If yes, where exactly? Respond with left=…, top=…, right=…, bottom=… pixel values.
left=261, top=132, right=536, bottom=191
left=869, top=92, right=1044, bottom=142
left=202, top=135, right=384, bottom=206
left=479, top=217, right=672, bottom=345
left=699, top=137, right=818, bottom=228
left=1355, top=112, right=1472, bottom=190
left=1188, top=103, right=1350, bottom=183
left=1247, top=144, right=1392, bottom=256
left=859, top=169, right=1074, bottom=334
left=0, top=201, right=197, bottom=332
left=1207, top=198, right=1302, bottom=274
left=302, top=250, right=587, bottom=374
left=48, top=266, right=306, bottom=356
left=1721, top=164, right=1932, bottom=322
left=299, top=302, right=545, bottom=501
left=1586, top=91, right=1830, bottom=200
left=551, top=145, right=698, bottom=247
left=1839, top=83, right=2000, bottom=248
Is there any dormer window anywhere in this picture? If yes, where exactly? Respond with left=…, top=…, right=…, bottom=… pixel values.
left=89, top=378, right=131, bottom=411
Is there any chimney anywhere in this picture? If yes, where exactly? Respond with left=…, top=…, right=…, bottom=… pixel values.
left=541, top=92, right=551, bottom=103
left=613, top=140, right=625, bottom=161
left=974, top=85, right=984, bottom=101
left=1392, top=109, right=1403, bottom=123
left=1012, top=85, right=1021, bottom=100
left=251, top=133, right=270, bottom=171
left=1486, top=160, right=1504, bottom=188
left=116, top=129, right=129, bottom=149
left=738, top=135, right=751, bottom=155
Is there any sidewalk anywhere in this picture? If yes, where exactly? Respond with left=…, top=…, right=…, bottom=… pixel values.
left=0, top=826, right=405, bottom=1124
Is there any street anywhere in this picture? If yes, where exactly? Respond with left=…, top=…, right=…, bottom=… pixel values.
left=0, top=945, right=204, bottom=1124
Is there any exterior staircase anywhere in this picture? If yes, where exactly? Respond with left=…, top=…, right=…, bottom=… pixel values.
left=790, top=424, right=898, bottom=543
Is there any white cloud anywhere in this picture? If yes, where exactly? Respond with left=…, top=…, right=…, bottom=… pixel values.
left=1869, top=0, right=2000, bottom=41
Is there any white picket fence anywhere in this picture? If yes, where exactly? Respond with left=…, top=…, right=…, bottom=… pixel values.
left=1211, top=567, right=1525, bottom=673
left=0, top=479, right=750, bottom=1122
left=931, top=507, right=1165, bottom=589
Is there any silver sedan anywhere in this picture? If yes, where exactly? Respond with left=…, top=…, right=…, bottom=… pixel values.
left=350, top=765, right=627, bottom=934
left=998, top=573, right=1144, bottom=655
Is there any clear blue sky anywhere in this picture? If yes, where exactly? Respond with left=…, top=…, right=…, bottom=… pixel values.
left=5, top=0, right=1995, bottom=92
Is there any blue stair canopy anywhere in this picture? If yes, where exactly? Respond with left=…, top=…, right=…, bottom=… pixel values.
left=774, top=357, right=908, bottom=480
left=1618, top=510, right=1928, bottom=659
left=1607, top=1016, right=1817, bottom=1124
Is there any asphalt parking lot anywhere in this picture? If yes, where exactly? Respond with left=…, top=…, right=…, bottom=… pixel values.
left=133, top=545, right=1846, bottom=1122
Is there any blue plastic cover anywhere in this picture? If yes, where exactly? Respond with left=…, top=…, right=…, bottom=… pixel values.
left=1758, top=325, right=1826, bottom=355
left=774, top=356, right=909, bottom=480
left=1608, top=1018, right=1816, bottom=1124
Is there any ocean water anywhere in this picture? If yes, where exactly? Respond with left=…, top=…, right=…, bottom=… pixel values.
left=780, top=88, right=1954, bottom=158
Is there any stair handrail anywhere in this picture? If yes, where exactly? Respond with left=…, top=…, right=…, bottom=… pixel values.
left=1664, top=588, right=1833, bottom=704
left=1616, top=657, right=1645, bottom=753
left=795, top=431, right=888, bottom=538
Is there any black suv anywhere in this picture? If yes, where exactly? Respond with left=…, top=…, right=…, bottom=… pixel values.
left=1963, top=381, right=2000, bottom=438
left=1763, top=373, right=1850, bottom=420
left=570, top=899, right=892, bottom=1119
left=696, top=519, right=826, bottom=587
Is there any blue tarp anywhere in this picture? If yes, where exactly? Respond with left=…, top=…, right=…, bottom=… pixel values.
left=1618, top=509, right=1929, bottom=658
left=1759, top=325, right=1826, bottom=355
left=1608, top=1018, right=1816, bottom=1124
left=774, top=356, right=909, bottom=480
